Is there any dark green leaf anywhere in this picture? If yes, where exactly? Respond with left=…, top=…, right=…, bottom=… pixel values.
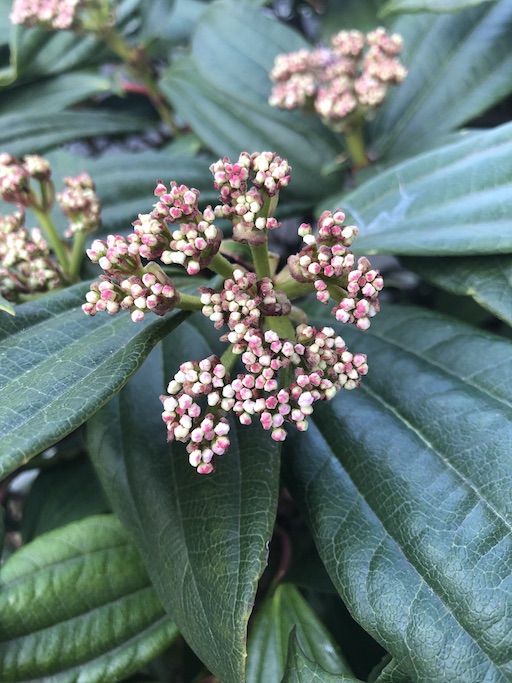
left=0, top=71, right=113, bottom=115
left=161, top=0, right=344, bottom=208
left=88, top=317, right=281, bottom=683
left=329, top=121, right=512, bottom=256
left=380, top=0, right=496, bottom=15
left=402, top=255, right=512, bottom=326
left=0, top=282, right=189, bottom=479
left=0, top=515, right=178, bottom=682
left=284, top=304, right=512, bottom=682
left=0, top=110, right=153, bottom=156
left=246, top=584, right=353, bottom=682
left=21, top=456, right=110, bottom=542
left=282, top=629, right=363, bottom=683
left=369, top=0, right=512, bottom=158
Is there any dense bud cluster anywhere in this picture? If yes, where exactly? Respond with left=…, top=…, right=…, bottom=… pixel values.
left=10, top=0, right=102, bottom=31
left=0, top=154, right=35, bottom=207
left=269, top=27, right=407, bottom=131
left=84, top=151, right=383, bottom=474
left=57, top=173, right=100, bottom=237
left=288, top=209, right=383, bottom=330
left=0, top=210, right=61, bottom=300
left=210, top=151, right=290, bottom=245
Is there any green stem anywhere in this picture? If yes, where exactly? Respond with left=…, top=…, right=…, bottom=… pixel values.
left=33, top=208, right=70, bottom=274
left=68, top=231, right=87, bottom=280
left=102, top=30, right=181, bottom=137
left=344, top=123, right=369, bottom=169
left=209, top=252, right=236, bottom=280
left=220, top=344, right=240, bottom=373
left=263, top=314, right=296, bottom=340
left=278, top=278, right=316, bottom=301
left=251, top=241, right=272, bottom=280
left=176, top=292, right=203, bottom=311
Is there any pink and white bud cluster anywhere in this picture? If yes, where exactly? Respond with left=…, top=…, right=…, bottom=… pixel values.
left=160, top=356, right=231, bottom=474
left=0, top=209, right=60, bottom=300
left=57, top=172, right=100, bottom=237
left=288, top=209, right=383, bottom=331
left=210, top=152, right=291, bottom=245
left=83, top=263, right=179, bottom=322
left=0, top=154, right=33, bottom=206
left=128, top=181, right=222, bottom=275
left=269, top=27, right=407, bottom=131
left=10, top=0, right=98, bottom=31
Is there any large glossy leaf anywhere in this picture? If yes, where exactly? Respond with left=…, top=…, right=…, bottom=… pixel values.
left=380, top=0, right=496, bottom=14
left=369, top=0, right=512, bottom=159
left=0, top=282, right=189, bottom=479
left=246, top=584, right=354, bottom=682
left=402, top=255, right=512, bottom=326
left=284, top=304, right=512, bottom=683
left=283, top=630, right=363, bottom=683
left=328, top=121, right=512, bottom=256
left=0, top=515, right=178, bottom=682
left=0, top=110, right=153, bottom=156
left=88, top=317, right=281, bottom=683
left=161, top=0, right=344, bottom=208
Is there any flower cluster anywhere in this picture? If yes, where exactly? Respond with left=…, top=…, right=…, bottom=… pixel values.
left=57, top=172, right=100, bottom=237
left=269, top=28, right=407, bottom=132
left=84, top=151, right=383, bottom=474
left=0, top=209, right=61, bottom=300
left=210, top=151, right=291, bottom=245
left=10, top=0, right=102, bottom=32
left=288, top=209, right=383, bottom=330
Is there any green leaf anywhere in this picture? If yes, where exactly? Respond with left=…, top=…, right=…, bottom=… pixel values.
left=246, top=584, right=354, bottom=683
left=88, top=317, right=281, bottom=683
left=161, top=0, right=344, bottom=208
left=380, top=0, right=496, bottom=15
left=0, top=504, right=4, bottom=556
left=282, top=629, right=363, bottom=683
left=0, top=110, right=153, bottom=156
left=402, top=255, right=512, bottom=326
left=329, top=121, right=512, bottom=256
left=284, top=304, right=512, bottom=683
left=0, top=71, right=113, bottom=115
left=0, top=515, right=178, bottom=682
left=0, top=282, right=189, bottom=479
left=21, top=456, right=110, bottom=542
left=369, top=0, right=512, bottom=158
left=371, top=658, right=414, bottom=683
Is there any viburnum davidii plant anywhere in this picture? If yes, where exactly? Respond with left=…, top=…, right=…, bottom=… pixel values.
left=1, top=1, right=512, bottom=683
left=83, top=151, right=382, bottom=473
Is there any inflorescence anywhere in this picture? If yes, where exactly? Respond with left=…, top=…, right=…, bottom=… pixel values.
left=0, top=153, right=100, bottom=300
left=10, top=0, right=105, bottom=32
left=269, top=28, right=407, bottom=133
left=83, top=151, right=383, bottom=474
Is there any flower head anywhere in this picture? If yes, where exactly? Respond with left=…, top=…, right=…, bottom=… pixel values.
left=269, top=27, right=407, bottom=132
left=57, top=172, right=100, bottom=237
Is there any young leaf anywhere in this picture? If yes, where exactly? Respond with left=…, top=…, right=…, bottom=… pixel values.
left=0, top=515, right=179, bottom=682
left=0, top=282, right=189, bottom=479
left=370, top=0, right=512, bottom=158
left=328, top=121, right=512, bottom=256
left=246, top=584, right=354, bottom=683
left=0, top=294, right=15, bottom=315
left=88, top=317, right=281, bottom=683
left=284, top=304, right=512, bottom=682
left=282, top=629, right=363, bottom=683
